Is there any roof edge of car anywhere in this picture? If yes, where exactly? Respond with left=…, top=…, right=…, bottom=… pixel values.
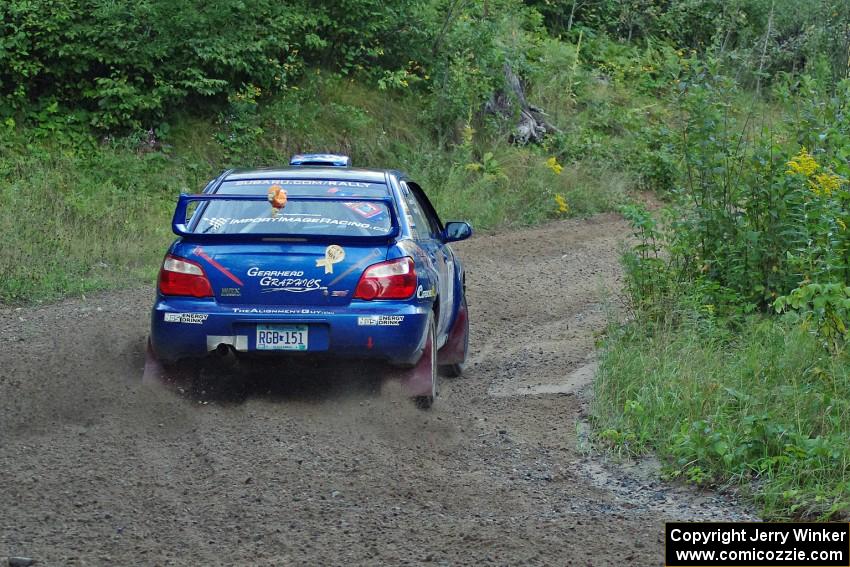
left=221, top=166, right=404, bottom=183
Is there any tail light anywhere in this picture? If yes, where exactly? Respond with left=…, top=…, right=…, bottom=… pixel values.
left=158, top=255, right=213, bottom=298
left=354, top=257, right=417, bottom=300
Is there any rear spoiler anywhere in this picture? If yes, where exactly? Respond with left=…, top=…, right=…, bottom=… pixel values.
left=172, top=193, right=399, bottom=242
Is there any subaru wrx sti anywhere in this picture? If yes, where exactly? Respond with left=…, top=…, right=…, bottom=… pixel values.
left=148, top=154, right=471, bottom=408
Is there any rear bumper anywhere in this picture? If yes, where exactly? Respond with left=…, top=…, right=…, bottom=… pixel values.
left=150, top=298, right=430, bottom=366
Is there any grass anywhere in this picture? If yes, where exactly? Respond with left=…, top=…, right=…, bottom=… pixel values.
left=0, top=138, right=198, bottom=302
left=593, top=313, right=850, bottom=520
left=0, top=71, right=636, bottom=304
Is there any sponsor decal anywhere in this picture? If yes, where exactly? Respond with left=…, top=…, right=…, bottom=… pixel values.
left=206, top=217, right=229, bottom=230
left=416, top=285, right=436, bottom=299
left=246, top=266, right=324, bottom=293
left=328, top=248, right=384, bottom=286
left=231, top=307, right=333, bottom=315
left=330, top=290, right=349, bottom=297
left=357, top=315, right=405, bottom=326
left=220, top=287, right=241, bottom=297
left=344, top=201, right=383, bottom=218
left=246, top=268, right=304, bottom=277
left=193, top=246, right=244, bottom=286
left=233, top=180, right=372, bottom=188
left=316, top=244, right=345, bottom=274
left=164, top=313, right=208, bottom=324
left=200, top=215, right=386, bottom=232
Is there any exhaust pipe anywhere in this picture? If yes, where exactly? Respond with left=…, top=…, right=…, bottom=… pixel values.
left=144, top=338, right=239, bottom=385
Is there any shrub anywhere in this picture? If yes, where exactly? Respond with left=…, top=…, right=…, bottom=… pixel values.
left=0, top=0, right=429, bottom=131
left=626, top=63, right=850, bottom=316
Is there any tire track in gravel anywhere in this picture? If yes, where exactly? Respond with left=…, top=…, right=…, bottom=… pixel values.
left=0, top=214, right=756, bottom=566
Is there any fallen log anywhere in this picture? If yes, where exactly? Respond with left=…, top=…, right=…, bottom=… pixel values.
left=484, top=62, right=560, bottom=145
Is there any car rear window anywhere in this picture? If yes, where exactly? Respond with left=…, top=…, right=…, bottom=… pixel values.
left=193, top=180, right=393, bottom=237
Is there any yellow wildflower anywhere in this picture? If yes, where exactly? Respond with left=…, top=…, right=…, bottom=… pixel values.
left=554, top=193, right=570, bottom=214
left=786, top=147, right=819, bottom=177
left=546, top=156, right=563, bottom=175
left=836, top=218, right=847, bottom=231
left=809, top=171, right=845, bottom=197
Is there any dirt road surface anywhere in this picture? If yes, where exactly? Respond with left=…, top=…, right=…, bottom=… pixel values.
left=1, top=214, right=755, bottom=566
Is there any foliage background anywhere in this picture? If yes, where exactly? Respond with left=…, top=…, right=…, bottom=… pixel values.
left=4, top=0, right=848, bottom=133
left=2, top=0, right=850, bottom=519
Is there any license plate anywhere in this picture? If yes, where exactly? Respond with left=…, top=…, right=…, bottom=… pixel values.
left=256, top=325, right=308, bottom=351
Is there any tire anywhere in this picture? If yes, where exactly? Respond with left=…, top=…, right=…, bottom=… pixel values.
left=413, top=314, right=438, bottom=410
left=439, top=362, right=464, bottom=378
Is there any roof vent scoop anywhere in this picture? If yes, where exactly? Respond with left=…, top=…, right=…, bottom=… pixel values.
left=289, top=153, right=351, bottom=167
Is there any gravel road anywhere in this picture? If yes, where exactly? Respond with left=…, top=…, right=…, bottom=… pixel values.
left=0, top=214, right=755, bottom=566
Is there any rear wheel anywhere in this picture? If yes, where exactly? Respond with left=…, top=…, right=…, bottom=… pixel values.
left=412, top=314, right=438, bottom=410
left=439, top=362, right=464, bottom=378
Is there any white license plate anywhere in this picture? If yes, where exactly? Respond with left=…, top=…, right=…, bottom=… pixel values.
left=256, top=325, right=308, bottom=351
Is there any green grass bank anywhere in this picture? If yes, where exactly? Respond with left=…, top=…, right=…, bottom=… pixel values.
left=594, top=315, right=850, bottom=520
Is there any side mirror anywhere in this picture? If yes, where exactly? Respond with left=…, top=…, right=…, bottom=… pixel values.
left=442, top=221, right=473, bottom=243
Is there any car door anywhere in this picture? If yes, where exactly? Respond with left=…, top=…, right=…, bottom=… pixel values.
left=403, top=181, right=455, bottom=339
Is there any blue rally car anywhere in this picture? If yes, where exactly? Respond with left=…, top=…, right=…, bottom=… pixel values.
left=148, top=154, right=471, bottom=408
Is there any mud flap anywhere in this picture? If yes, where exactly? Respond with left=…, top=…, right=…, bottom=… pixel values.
left=142, top=337, right=166, bottom=385
left=437, top=298, right=468, bottom=366
left=399, top=353, right=434, bottom=397
left=399, top=315, right=436, bottom=398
